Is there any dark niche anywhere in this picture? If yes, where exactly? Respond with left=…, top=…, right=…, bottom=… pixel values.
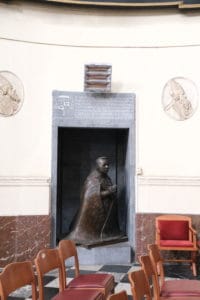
left=56, top=127, right=129, bottom=247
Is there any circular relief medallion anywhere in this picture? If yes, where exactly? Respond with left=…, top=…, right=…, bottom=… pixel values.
left=0, top=71, right=24, bottom=117
left=162, top=77, right=198, bottom=121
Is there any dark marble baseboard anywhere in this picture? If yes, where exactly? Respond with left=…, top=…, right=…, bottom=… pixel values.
left=0, top=215, right=51, bottom=267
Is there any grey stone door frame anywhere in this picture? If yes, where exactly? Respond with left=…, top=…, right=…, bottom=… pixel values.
left=51, top=91, right=136, bottom=252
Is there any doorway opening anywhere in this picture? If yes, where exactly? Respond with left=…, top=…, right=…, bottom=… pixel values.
left=56, top=127, right=129, bottom=243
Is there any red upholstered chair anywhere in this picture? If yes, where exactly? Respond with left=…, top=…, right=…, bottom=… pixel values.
left=0, top=261, right=37, bottom=300
left=52, top=289, right=103, bottom=300
left=155, top=215, right=198, bottom=276
left=58, top=239, right=115, bottom=299
left=107, top=290, right=128, bottom=300
left=139, top=254, right=200, bottom=300
left=34, top=248, right=103, bottom=300
left=148, top=244, right=200, bottom=297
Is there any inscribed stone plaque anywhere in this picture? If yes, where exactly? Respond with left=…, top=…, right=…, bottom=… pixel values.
left=53, top=91, right=135, bottom=128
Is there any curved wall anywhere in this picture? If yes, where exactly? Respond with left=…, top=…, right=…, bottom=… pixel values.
left=1, top=1, right=200, bottom=264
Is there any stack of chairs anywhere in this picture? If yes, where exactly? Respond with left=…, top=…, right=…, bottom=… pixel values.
left=148, top=244, right=200, bottom=297
left=1, top=239, right=199, bottom=300
left=0, top=239, right=115, bottom=300
left=35, top=247, right=104, bottom=300
left=128, top=243, right=200, bottom=300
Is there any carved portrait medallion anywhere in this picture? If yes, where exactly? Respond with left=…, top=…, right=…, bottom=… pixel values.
left=162, top=77, right=198, bottom=121
left=0, top=71, right=24, bottom=117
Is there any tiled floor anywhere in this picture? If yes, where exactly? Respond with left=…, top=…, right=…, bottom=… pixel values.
left=7, top=263, right=199, bottom=300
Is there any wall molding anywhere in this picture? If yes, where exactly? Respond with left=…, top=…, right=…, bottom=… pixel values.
left=137, top=176, right=200, bottom=187
left=0, top=176, right=50, bottom=186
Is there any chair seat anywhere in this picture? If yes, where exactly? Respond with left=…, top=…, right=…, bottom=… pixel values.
left=161, top=297, right=200, bottom=300
left=161, top=279, right=200, bottom=296
left=160, top=240, right=195, bottom=247
left=52, top=289, right=103, bottom=300
left=68, top=273, right=114, bottom=289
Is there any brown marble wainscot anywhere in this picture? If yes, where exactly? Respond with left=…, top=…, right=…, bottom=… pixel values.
left=0, top=215, right=51, bottom=267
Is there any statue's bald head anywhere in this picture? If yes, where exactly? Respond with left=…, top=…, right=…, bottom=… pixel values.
left=96, top=156, right=108, bottom=165
left=96, top=156, right=109, bottom=174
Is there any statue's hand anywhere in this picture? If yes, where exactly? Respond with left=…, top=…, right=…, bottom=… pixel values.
left=109, top=184, right=117, bottom=194
left=101, top=185, right=117, bottom=198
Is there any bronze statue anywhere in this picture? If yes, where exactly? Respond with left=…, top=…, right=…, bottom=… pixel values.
left=67, top=156, right=122, bottom=247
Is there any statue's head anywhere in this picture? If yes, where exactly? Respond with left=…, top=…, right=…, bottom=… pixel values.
left=96, top=156, right=109, bottom=174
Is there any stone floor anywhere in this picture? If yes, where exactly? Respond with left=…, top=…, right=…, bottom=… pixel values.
left=7, top=263, right=200, bottom=300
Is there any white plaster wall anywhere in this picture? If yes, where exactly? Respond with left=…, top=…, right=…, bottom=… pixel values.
left=0, top=177, right=50, bottom=216
left=137, top=176, right=200, bottom=214
left=1, top=1, right=200, bottom=215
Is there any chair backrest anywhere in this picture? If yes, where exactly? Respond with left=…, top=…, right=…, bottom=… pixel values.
left=107, top=290, right=128, bottom=300
left=148, top=244, right=165, bottom=287
left=0, top=261, right=37, bottom=300
left=34, top=248, right=64, bottom=300
left=128, top=269, right=152, bottom=300
left=155, top=215, right=192, bottom=242
left=58, top=239, right=80, bottom=288
left=139, top=255, right=160, bottom=300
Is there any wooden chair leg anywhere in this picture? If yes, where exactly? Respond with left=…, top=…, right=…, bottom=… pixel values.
left=191, top=251, right=197, bottom=276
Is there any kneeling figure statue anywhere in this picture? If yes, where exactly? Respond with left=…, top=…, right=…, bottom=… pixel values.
left=67, top=156, right=123, bottom=247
